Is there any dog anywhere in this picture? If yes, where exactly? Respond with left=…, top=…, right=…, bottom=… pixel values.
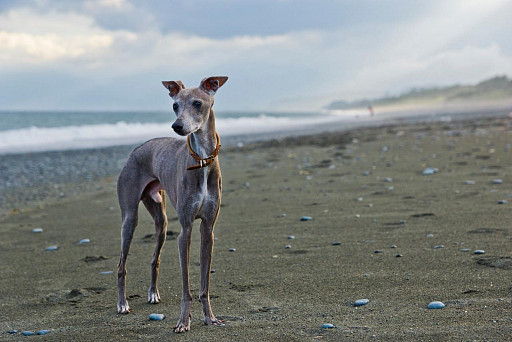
left=116, top=76, right=228, bottom=333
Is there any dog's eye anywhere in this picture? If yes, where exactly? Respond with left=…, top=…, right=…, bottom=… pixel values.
left=192, top=100, right=202, bottom=109
left=173, top=103, right=179, bottom=112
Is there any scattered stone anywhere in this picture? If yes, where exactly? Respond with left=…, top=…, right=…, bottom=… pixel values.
left=228, top=248, right=237, bottom=252
left=411, top=213, right=435, bottom=218
left=148, top=313, right=165, bottom=321
left=426, top=234, right=434, bottom=238
left=31, top=228, right=43, bottom=233
left=45, top=245, right=58, bottom=251
left=357, top=197, right=364, bottom=202
left=99, top=271, right=113, bottom=275
left=353, top=299, right=369, bottom=307
left=459, top=248, right=471, bottom=252
left=395, top=254, right=402, bottom=258
left=362, top=171, right=370, bottom=176
left=383, top=177, right=393, bottom=183
left=497, top=200, right=508, bottom=204
left=7, top=330, right=18, bottom=334
left=277, top=213, right=287, bottom=218
left=331, top=241, right=341, bottom=246
left=427, top=301, right=445, bottom=309
left=210, top=269, right=216, bottom=273
left=284, top=244, right=292, bottom=249
left=78, top=238, right=90, bottom=244
left=473, top=250, right=486, bottom=255
left=321, top=323, right=335, bottom=329
left=22, top=331, right=35, bottom=336
left=287, top=235, right=295, bottom=240
left=300, top=216, right=313, bottom=221
left=389, top=245, right=398, bottom=248
left=82, top=256, right=108, bottom=263
left=433, top=245, right=445, bottom=249
left=491, top=179, right=503, bottom=184
left=464, top=180, right=476, bottom=185
left=36, top=330, right=50, bottom=335
left=422, top=167, right=439, bottom=175
left=373, top=250, right=383, bottom=254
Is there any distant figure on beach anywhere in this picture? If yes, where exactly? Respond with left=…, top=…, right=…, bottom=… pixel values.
left=368, top=105, right=374, bottom=117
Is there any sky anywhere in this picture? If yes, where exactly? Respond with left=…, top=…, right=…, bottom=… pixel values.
left=0, top=0, right=511, bottom=112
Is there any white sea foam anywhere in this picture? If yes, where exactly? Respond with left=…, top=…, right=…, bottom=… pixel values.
left=0, top=114, right=354, bottom=154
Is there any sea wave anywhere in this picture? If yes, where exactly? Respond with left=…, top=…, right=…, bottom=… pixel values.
left=0, top=114, right=351, bottom=154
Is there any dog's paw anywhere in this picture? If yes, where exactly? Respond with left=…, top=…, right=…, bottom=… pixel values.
left=173, top=321, right=190, bottom=333
left=117, top=302, right=131, bottom=314
left=147, top=290, right=160, bottom=304
left=204, top=316, right=225, bottom=326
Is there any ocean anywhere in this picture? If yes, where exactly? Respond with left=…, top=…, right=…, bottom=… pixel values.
left=0, top=110, right=352, bottom=155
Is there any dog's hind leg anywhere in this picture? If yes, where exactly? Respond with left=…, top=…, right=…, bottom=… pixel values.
left=116, top=169, right=141, bottom=314
left=142, top=189, right=168, bottom=304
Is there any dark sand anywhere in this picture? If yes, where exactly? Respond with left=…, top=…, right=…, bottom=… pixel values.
left=1, top=117, right=511, bottom=341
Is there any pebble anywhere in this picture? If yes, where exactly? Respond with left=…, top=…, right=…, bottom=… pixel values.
left=321, top=323, right=335, bottom=329
left=473, top=250, right=486, bottom=254
left=389, top=245, right=398, bottom=248
left=427, top=301, right=445, bottom=309
left=300, top=216, right=313, bottom=221
left=497, top=200, right=508, bottom=204
left=433, top=245, right=445, bottom=249
left=148, top=313, right=165, bottom=321
left=99, top=271, right=113, bottom=275
left=228, top=248, right=237, bottom=252
left=353, top=299, right=369, bottom=307
left=395, top=254, right=402, bottom=258
left=287, top=235, right=295, bottom=240
left=78, top=238, right=90, bottom=244
left=284, top=244, right=292, bottom=249
left=36, top=330, right=50, bottom=335
left=31, top=228, right=43, bottom=233
left=464, top=180, right=476, bottom=185
left=373, top=250, right=383, bottom=254
left=422, top=167, right=439, bottom=175
left=331, top=241, right=341, bottom=246
left=426, top=234, right=434, bottom=238
left=459, top=248, right=471, bottom=252
left=362, top=171, right=370, bottom=176
left=45, top=245, right=59, bottom=251
left=491, top=179, right=503, bottom=184
left=383, top=177, right=393, bottom=183
left=7, top=330, right=18, bottom=334
left=22, top=331, right=35, bottom=336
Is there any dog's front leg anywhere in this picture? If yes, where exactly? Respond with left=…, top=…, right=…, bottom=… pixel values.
left=174, top=223, right=193, bottom=333
left=199, top=219, right=224, bottom=326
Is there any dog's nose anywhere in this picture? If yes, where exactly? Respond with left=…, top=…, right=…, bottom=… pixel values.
left=172, top=122, right=184, bottom=134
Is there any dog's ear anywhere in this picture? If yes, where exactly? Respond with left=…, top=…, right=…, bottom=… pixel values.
left=162, top=80, right=185, bottom=98
left=199, top=76, right=228, bottom=95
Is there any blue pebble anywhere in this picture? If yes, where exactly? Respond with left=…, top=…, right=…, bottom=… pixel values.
left=148, top=313, right=165, bottom=321
left=300, top=216, right=313, bottom=221
left=32, top=228, right=43, bottom=233
left=422, top=167, right=439, bottom=175
left=45, top=245, right=58, bottom=251
left=433, top=245, right=445, bottom=249
left=459, top=248, right=471, bottom=252
left=78, top=238, right=90, bottom=244
left=36, top=330, right=50, bottom=335
left=497, top=200, right=508, bottom=204
left=22, top=331, right=35, bottom=336
left=321, top=323, right=335, bottom=329
left=427, top=301, right=445, bottom=309
left=354, top=298, right=369, bottom=307
left=474, top=250, right=486, bottom=254
left=228, top=248, right=237, bottom=252
left=491, top=179, right=503, bottom=184
left=99, top=271, right=113, bottom=275
left=7, top=330, right=18, bottom=334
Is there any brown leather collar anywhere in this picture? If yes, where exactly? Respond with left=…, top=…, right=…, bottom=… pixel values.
left=186, top=132, right=221, bottom=170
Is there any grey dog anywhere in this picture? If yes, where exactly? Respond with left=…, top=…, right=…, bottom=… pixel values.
left=116, top=76, right=228, bottom=333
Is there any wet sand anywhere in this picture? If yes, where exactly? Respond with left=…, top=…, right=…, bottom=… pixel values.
left=1, top=116, right=511, bottom=341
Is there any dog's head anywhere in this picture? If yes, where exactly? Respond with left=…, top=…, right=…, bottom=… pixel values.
left=162, top=76, right=228, bottom=136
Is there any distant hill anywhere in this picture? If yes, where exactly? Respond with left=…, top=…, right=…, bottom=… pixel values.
left=327, top=75, right=512, bottom=111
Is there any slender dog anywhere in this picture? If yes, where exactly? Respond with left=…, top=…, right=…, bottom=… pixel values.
left=116, top=76, right=228, bottom=333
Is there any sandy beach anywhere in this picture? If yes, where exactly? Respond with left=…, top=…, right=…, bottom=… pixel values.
left=1, top=116, right=511, bottom=341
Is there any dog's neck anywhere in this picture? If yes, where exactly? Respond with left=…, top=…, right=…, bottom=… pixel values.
left=188, top=108, right=217, bottom=159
